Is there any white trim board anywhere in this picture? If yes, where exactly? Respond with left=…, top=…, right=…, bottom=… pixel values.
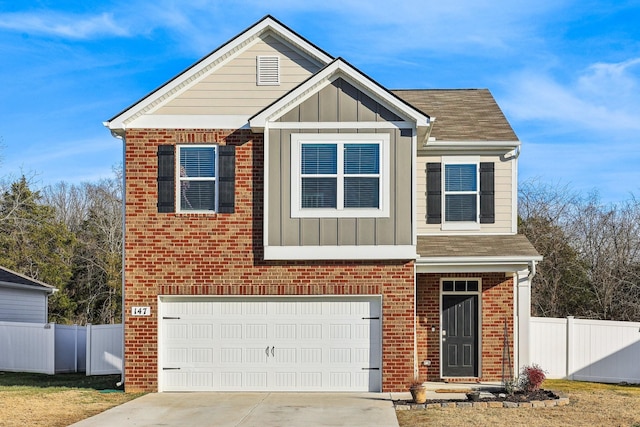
left=264, top=245, right=417, bottom=260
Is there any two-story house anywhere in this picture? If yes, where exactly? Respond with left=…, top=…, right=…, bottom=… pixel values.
left=105, top=16, right=540, bottom=393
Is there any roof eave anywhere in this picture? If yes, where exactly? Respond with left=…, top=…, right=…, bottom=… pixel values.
left=0, top=281, right=57, bottom=294
left=249, top=58, right=430, bottom=130
left=423, top=140, right=521, bottom=151
left=104, top=15, right=334, bottom=132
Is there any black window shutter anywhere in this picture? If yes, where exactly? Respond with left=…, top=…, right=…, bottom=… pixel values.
left=157, top=145, right=175, bottom=213
left=426, top=163, right=442, bottom=224
left=217, top=145, right=236, bottom=214
left=479, top=162, right=495, bottom=223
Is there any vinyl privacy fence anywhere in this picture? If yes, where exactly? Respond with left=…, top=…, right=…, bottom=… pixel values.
left=531, top=316, right=640, bottom=383
left=0, top=321, right=122, bottom=375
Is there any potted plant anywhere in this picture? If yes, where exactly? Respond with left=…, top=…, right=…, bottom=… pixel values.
left=409, top=377, right=427, bottom=404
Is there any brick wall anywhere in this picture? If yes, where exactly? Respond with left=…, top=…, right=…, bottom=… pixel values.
left=123, top=128, right=415, bottom=392
left=416, top=273, right=514, bottom=382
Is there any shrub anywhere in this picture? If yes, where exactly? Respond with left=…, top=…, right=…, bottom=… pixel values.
left=519, top=364, right=547, bottom=392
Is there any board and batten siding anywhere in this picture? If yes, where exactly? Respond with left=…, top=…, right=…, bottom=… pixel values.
left=267, top=79, right=413, bottom=248
left=416, top=153, right=514, bottom=234
left=0, top=287, right=47, bottom=323
left=155, top=35, right=322, bottom=116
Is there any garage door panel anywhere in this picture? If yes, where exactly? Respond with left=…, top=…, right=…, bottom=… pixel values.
left=299, top=324, right=322, bottom=340
left=161, top=297, right=381, bottom=391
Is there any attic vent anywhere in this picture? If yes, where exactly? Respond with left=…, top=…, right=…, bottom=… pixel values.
left=257, top=55, right=280, bottom=86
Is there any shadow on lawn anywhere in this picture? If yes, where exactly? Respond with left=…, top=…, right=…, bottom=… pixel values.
left=0, top=372, right=123, bottom=390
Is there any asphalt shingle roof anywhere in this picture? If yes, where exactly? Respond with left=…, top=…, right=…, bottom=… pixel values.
left=0, top=266, right=55, bottom=291
left=417, top=234, right=540, bottom=259
left=392, top=89, right=518, bottom=142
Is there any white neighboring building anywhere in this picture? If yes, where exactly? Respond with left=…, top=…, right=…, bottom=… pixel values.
left=0, top=266, right=56, bottom=323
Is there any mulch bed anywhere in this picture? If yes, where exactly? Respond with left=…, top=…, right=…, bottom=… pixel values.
left=395, top=389, right=559, bottom=406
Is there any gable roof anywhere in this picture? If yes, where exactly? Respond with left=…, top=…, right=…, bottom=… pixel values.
left=393, top=89, right=518, bottom=142
left=105, top=15, right=334, bottom=131
left=250, top=58, right=430, bottom=130
left=0, top=266, right=56, bottom=294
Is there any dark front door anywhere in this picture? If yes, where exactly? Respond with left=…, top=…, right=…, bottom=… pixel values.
left=442, top=295, right=478, bottom=377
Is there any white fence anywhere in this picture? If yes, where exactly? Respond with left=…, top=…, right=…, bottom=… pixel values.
left=86, top=324, right=123, bottom=375
left=0, top=322, right=122, bottom=375
left=531, top=316, right=640, bottom=383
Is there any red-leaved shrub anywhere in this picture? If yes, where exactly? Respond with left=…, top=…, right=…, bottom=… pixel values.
left=520, top=364, right=547, bottom=392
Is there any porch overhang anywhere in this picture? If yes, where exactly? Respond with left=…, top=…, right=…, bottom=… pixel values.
left=415, top=234, right=541, bottom=274
left=415, top=256, right=541, bottom=274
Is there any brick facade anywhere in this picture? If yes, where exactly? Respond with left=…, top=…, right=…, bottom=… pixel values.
left=416, top=273, right=515, bottom=382
left=123, top=128, right=415, bottom=392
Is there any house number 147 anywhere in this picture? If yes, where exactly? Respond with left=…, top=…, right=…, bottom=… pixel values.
left=131, top=306, right=151, bottom=316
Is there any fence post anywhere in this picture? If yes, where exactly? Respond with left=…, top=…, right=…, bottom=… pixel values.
left=566, top=316, right=575, bottom=380
left=47, top=323, right=56, bottom=375
left=86, top=323, right=92, bottom=376
left=74, top=324, right=78, bottom=373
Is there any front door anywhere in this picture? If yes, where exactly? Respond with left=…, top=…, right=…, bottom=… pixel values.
left=442, top=294, right=478, bottom=377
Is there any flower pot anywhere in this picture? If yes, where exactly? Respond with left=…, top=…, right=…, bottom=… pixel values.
left=410, top=385, right=427, bottom=404
left=466, top=391, right=481, bottom=401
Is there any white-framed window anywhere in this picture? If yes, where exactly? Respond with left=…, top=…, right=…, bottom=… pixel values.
left=290, top=133, right=390, bottom=218
left=177, top=145, right=218, bottom=212
left=442, top=156, right=479, bottom=229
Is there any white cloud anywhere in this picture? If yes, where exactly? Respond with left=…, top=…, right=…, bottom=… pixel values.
left=0, top=11, right=129, bottom=39
left=503, top=57, right=640, bottom=134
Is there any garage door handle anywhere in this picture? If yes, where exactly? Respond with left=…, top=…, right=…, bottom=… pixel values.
left=163, top=367, right=180, bottom=370
left=362, top=367, right=380, bottom=370
left=271, top=346, right=275, bottom=357
left=265, top=346, right=270, bottom=357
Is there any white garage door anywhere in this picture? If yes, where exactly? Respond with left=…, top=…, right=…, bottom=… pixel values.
left=159, top=296, right=382, bottom=392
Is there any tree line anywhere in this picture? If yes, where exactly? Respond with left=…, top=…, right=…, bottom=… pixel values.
left=0, top=170, right=122, bottom=324
left=519, top=180, right=640, bottom=321
left=1, top=165, right=639, bottom=323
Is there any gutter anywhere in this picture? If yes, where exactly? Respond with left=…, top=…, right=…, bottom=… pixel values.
left=415, top=255, right=543, bottom=266
left=108, top=129, right=126, bottom=389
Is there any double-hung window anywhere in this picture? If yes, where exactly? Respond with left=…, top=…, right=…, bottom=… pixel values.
left=443, top=157, right=479, bottom=224
left=177, top=145, right=217, bottom=212
left=291, top=134, right=389, bottom=218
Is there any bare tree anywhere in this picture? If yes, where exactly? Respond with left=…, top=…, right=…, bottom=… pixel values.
left=520, top=179, right=640, bottom=321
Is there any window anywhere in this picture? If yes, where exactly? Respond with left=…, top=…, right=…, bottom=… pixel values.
left=177, top=145, right=217, bottom=212
left=291, top=134, right=389, bottom=218
left=442, top=279, right=479, bottom=293
left=426, top=158, right=494, bottom=227
left=444, top=163, right=478, bottom=222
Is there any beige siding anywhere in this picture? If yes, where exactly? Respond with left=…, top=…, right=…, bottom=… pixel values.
left=155, top=35, right=321, bottom=116
left=416, top=153, right=514, bottom=234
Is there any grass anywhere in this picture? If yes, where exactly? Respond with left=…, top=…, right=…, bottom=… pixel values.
left=396, top=379, right=640, bottom=427
left=0, top=372, right=142, bottom=427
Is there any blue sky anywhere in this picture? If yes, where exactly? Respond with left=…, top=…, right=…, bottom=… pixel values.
left=1, top=0, right=639, bottom=203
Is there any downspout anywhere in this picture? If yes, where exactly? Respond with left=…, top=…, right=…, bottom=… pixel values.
left=528, top=260, right=537, bottom=279
left=110, top=129, right=126, bottom=389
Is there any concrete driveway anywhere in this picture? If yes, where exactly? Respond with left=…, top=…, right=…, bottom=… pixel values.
left=69, top=392, right=400, bottom=427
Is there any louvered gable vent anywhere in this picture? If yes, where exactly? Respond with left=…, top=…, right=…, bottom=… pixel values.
left=257, top=55, right=280, bottom=85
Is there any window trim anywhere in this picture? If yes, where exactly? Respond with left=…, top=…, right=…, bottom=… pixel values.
left=290, top=133, right=390, bottom=218
left=176, top=144, right=219, bottom=213
left=441, top=156, right=480, bottom=230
